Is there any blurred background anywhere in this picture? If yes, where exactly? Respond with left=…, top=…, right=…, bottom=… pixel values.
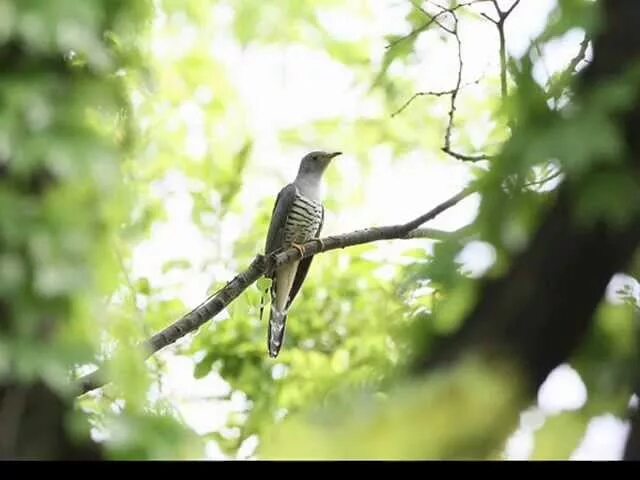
left=0, top=0, right=637, bottom=460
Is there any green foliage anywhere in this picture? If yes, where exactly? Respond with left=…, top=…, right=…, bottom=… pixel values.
left=260, top=358, right=525, bottom=459
left=532, top=411, right=589, bottom=460
left=0, top=0, right=151, bottom=382
left=188, top=249, right=410, bottom=455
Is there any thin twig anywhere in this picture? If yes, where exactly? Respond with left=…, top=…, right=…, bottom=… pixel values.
left=533, top=40, right=551, bottom=84
left=387, top=0, right=491, bottom=50
left=503, top=0, right=522, bottom=18
left=486, top=0, right=521, bottom=99
left=410, top=0, right=454, bottom=35
left=442, top=147, right=492, bottom=162
left=444, top=14, right=463, bottom=152
left=565, top=35, right=590, bottom=76
left=392, top=89, right=455, bottom=118
left=480, top=12, right=498, bottom=23
left=391, top=3, right=494, bottom=162
left=547, top=35, right=590, bottom=102
left=76, top=185, right=477, bottom=396
left=522, top=169, right=563, bottom=190
left=439, top=12, right=491, bottom=162
left=392, top=78, right=482, bottom=117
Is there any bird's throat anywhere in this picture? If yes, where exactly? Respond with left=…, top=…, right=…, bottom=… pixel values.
left=294, top=175, right=322, bottom=202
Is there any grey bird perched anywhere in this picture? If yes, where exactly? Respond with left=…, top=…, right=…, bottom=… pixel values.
left=263, top=150, right=341, bottom=357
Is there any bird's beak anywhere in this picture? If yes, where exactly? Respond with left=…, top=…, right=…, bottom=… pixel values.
left=329, top=151, right=342, bottom=160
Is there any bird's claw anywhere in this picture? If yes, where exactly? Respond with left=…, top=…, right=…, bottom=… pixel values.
left=291, top=243, right=305, bottom=258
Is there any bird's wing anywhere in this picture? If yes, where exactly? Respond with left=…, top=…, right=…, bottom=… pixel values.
left=287, top=204, right=324, bottom=308
left=265, top=183, right=298, bottom=259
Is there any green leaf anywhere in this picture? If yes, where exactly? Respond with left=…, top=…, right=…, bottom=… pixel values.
left=532, top=412, right=589, bottom=460
left=194, top=353, right=216, bottom=379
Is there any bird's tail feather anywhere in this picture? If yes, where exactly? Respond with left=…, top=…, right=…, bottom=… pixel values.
left=268, top=306, right=288, bottom=358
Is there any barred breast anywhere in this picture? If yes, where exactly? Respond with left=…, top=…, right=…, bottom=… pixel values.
left=283, top=193, right=323, bottom=245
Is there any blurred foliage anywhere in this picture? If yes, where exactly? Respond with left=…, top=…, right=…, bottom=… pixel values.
left=2, top=0, right=638, bottom=461
left=260, top=357, right=525, bottom=459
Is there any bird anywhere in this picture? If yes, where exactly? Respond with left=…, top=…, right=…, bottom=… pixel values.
left=262, top=150, right=341, bottom=358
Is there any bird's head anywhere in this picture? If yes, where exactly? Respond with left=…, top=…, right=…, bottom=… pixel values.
left=297, top=150, right=341, bottom=178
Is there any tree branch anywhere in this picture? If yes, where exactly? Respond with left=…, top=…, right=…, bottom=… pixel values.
left=390, top=2, right=498, bottom=163
left=404, top=225, right=473, bottom=241
left=547, top=35, right=591, bottom=102
left=488, top=0, right=521, bottom=99
left=392, top=78, right=483, bottom=118
left=77, top=186, right=477, bottom=395
left=441, top=147, right=491, bottom=162
left=386, top=0, right=492, bottom=50
left=440, top=12, right=493, bottom=163
left=392, top=88, right=457, bottom=118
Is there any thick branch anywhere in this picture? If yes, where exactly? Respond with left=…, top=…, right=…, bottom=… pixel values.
left=77, top=186, right=476, bottom=395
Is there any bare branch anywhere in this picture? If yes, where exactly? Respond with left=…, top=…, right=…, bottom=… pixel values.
left=482, top=0, right=521, bottom=98
left=404, top=224, right=475, bottom=241
left=440, top=13, right=492, bottom=162
left=444, top=14, right=463, bottom=152
left=548, top=35, right=590, bottom=101
left=566, top=35, right=590, bottom=75
left=480, top=12, right=498, bottom=24
left=392, top=77, right=482, bottom=117
left=411, top=0, right=455, bottom=35
left=490, top=0, right=521, bottom=19
left=391, top=6, right=492, bottom=162
left=387, top=6, right=449, bottom=49
left=392, top=89, right=456, bottom=118
left=522, top=169, right=563, bottom=190
left=387, top=0, right=491, bottom=50
left=496, top=22, right=508, bottom=99
left=77, top=185, right=477, bottom=395
left=503, top=0, right=521, bottom=18
left=442, top=147, right=492, bottom=162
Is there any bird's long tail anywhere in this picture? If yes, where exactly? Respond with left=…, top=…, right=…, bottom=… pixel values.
left=268, top=306, right=288, bottom=358
left=257, top=281, right=287, bottom=357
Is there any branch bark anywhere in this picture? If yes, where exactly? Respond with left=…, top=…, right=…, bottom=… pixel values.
left=77, top=186, right=476, bottom=395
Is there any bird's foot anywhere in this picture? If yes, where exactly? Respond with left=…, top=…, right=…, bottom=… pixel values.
left=291, top=242, right=306, bottom=258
